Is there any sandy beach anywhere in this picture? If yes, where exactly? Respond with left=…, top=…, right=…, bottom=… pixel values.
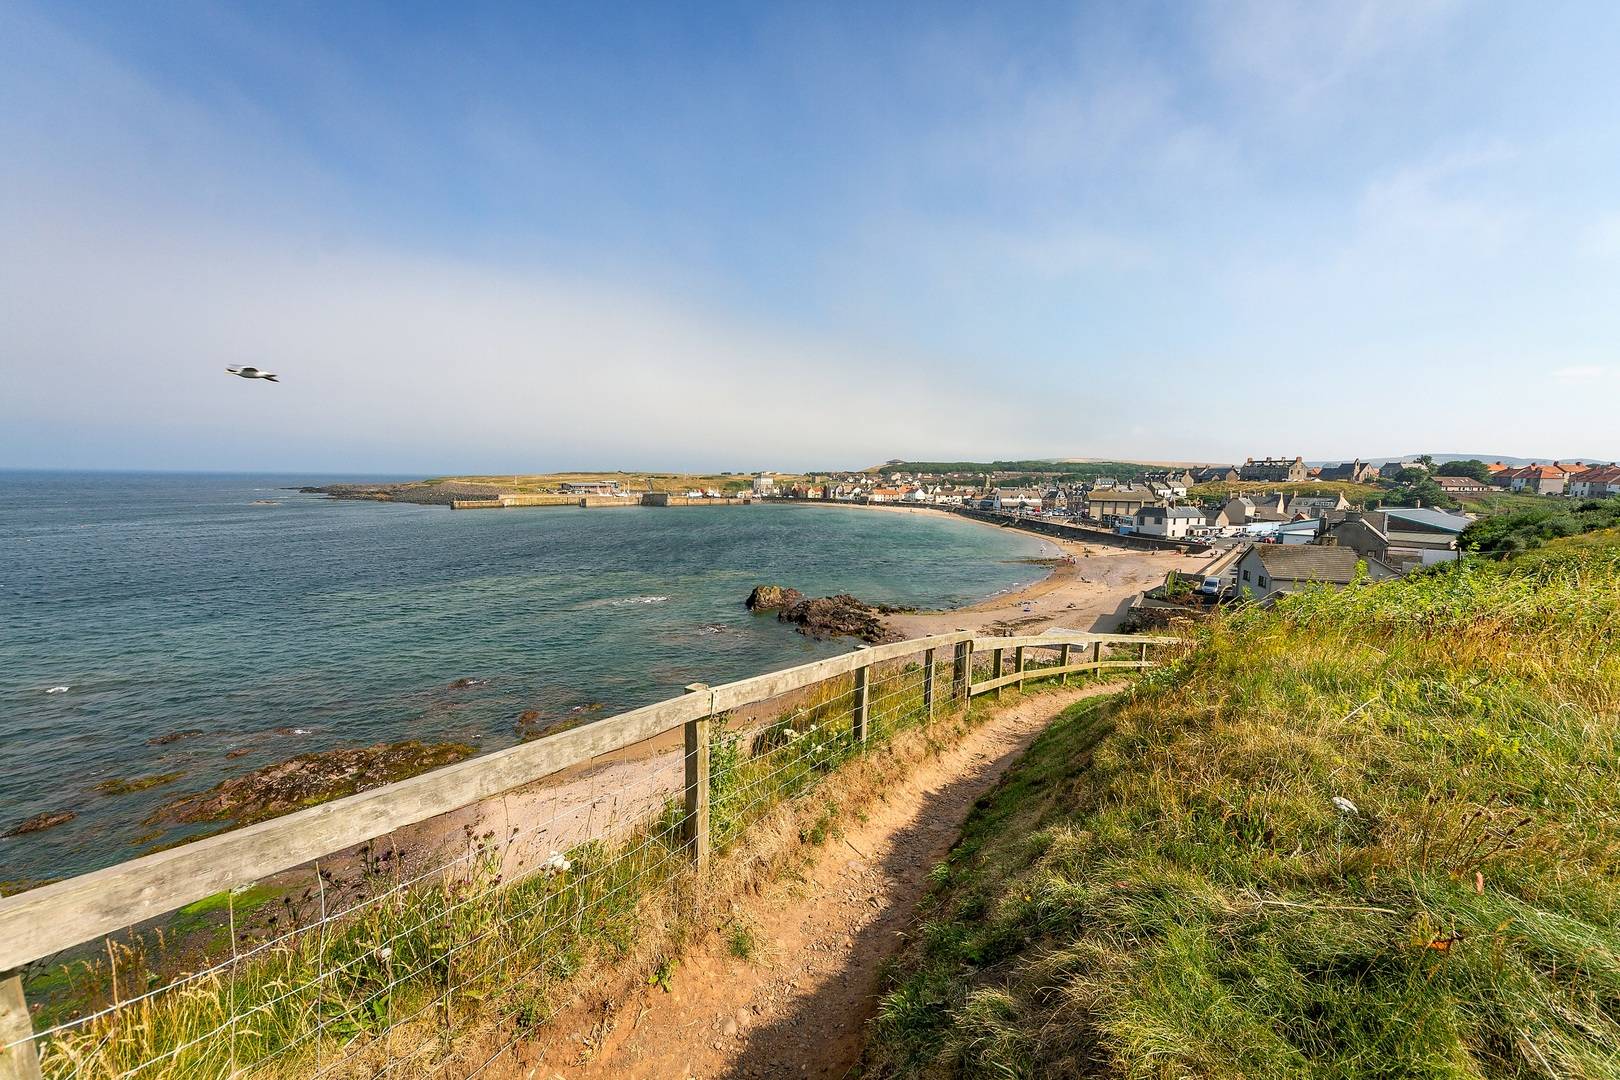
left=776, top=500, right=1198, bottom=637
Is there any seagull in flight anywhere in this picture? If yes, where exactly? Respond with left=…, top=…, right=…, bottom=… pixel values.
left=226, top=366, right=280, bottom=382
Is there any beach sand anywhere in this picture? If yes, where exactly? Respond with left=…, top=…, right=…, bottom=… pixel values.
left=778, top=501, right=1197, bottom=638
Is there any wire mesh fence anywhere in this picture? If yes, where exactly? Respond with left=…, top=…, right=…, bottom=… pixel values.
left=0, top=630, right=1170, bottom=1079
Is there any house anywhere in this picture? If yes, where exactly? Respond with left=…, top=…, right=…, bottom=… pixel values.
left=1318, top=459, right=1379, bottom=483
left=867, top=486, right=906, bottom=503
left=1432, top=475, right=1492, bottom=496
left=1239, top=456, right=1308, bottom=483
left=1133, top=505, right=1205, bottom=539
left=559, top=480, right=621, bottom=495
left=751, top=473, right=777, bottom=495
left=1085, top=485, right=1160, bottom=524
left=1508, top=464, right=1571, bottom=496
left=1322, top=508, right=1471, bottom=571
left=1569, top=464, right=1620, bottom=498
left=1220, top=496, right=1257, bottom=525
left=1235, top=544, right=1397, bottom=602
left=1248, top=492, right=1294, bottom=522
left=1290, top=493, right=1349, bottom=515
left=1143, top=470, right=1196, bottom=490
left=1190, top=465, right=1240, bottom=484
left=996, top=488, right=1044, bottom=512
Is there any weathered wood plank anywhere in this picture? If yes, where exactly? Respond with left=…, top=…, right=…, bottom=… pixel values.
left=967, top=659, right=1155, bottom=696
left=971, top=632, right=1177, bottom=651
left=0, top=976, right=41, bottom=1080
left=707, top=630, right=969, bottom=712
left=0, top=690, right=712, bottom=971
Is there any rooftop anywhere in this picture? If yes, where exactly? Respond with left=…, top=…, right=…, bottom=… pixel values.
left=1249, top=544, right=1369, bottom=584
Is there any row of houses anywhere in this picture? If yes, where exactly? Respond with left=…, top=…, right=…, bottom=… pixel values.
left=1488, top=461, right=1620, bottom=496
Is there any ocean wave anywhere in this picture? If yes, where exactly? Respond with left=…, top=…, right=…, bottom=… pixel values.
left=607, top=595, right=670, bottom=606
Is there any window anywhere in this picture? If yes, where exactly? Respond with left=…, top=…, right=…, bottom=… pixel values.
left=1259, top=576, right=1268, bottom=588
left=1242, top=570, right=1250, bottom=582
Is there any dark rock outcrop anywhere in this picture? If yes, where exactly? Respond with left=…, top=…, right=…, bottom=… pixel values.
left=4, top=810, right=76, bottom=837
left=150, top=740, right=477, bottom=826
left=745, top=584, right=804, bottom=611
left=779, top=594, right=901, bottom=644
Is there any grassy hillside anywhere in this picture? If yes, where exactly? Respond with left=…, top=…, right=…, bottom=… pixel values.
left=1462, top=499, right=1620, bottom=558
left=867, top=531, right=1620, bottom=1078
left=1188, top=479, right=1384, bottom=503
left=881, top=461, right=1157, bottom=483
left=432, top=471, right=807, bottom=494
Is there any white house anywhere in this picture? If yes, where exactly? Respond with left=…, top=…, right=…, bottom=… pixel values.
left=751, top=473, right=776, bottom=495
left=1133, top=505, right=1205, bottom=539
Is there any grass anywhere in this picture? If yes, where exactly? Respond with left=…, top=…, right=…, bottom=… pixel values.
left=431, top=472, right=810, bottom=495
left=1461, top=498, right=1620, bottom=557
left=1187, top=480, right=1384, bottom=503
left=867, top=530, right=1620, bottom=1079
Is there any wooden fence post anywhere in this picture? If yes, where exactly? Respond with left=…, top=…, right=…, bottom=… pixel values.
left=682, top=683, right=711, bottom=873
left=991, top=647, right=1004, bottom=700
left=923, top=647, right=936, bottom=721
left=852, top=645, right=870, bottom=744
left=1059, top=642, right=1072, bottom=685
left=0, top=975, right=41, bottom=1080
left=1092, top=640, right=1102, bottom=670
left=1015, top=645, right=1026, bottom=690
left=952, top=634, right=971, bottom=704
left=1139, top=641, right=1149, bottom=667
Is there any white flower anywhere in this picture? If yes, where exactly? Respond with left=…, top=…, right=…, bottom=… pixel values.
left=1331, top=796, right=1359, bottom=816
left=378, top=947, right=393, bottom=961
left=543, top=851, right=572, bottom=875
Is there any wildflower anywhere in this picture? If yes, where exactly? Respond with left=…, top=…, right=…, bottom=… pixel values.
left=378, top=947, right=393, bottom=961
left=544, top=851, right=572, bottom=876
left=1332, top=796, right=1359, bottom=816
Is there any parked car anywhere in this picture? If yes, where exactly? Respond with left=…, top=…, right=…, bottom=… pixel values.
left=1198, top=576, right=1224, bottom=596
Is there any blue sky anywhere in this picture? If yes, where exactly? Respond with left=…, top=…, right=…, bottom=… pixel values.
left=3, top=0, right=1619, bottom=472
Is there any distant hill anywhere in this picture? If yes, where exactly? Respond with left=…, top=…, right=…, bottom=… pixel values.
left=1322, top=453, right=1614, bottom=467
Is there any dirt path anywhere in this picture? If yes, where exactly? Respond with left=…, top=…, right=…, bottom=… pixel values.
left=515, top=683, right=1116, bottom=1080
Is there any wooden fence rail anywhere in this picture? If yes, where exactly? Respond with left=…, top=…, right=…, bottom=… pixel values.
left=0, top=628, right=1175, bottom=1079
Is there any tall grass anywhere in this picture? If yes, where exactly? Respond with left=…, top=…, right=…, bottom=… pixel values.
left=868, top=531, right=1620, bottom=1078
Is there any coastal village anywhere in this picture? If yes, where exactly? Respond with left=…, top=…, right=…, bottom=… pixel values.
left=323, top=452, right=1620, bottom=619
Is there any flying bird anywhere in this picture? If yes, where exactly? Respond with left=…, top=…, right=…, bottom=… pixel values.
left=226, top=366, right=280, bottom=382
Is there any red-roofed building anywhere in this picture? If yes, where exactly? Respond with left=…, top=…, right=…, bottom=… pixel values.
left=1569, top=464, right=1620, bottom=499
left=1507, top=463, right=1576, bottom=495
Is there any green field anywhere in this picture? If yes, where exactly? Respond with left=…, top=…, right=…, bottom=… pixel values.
left=867, top=530, right=1620, bottom=1078
left=434, top=471, right=808, bottom=495
left=1187, top=479, right=1384, bottom=504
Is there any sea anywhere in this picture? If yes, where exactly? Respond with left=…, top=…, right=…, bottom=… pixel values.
left=0, top=471, right=1055, bottom=881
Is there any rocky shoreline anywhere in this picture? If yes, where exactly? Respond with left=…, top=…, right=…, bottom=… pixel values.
left=146, top=740, right=478, bottom=827
left=299, top=480, right=506, bottom=506
left=745, top=584, right=910, bottom=644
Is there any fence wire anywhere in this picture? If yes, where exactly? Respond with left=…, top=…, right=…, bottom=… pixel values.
left=5, top=635, right=1148, bottom=1079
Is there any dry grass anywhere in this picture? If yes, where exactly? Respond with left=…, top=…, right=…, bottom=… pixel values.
left=868, top=531, right=1620, bottom=1078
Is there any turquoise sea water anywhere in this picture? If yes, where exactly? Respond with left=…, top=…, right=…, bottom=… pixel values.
left=0, top=471, right=1053, bottom=879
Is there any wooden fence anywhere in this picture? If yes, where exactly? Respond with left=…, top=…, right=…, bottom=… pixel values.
left=0, top=628, right=1175, bottom=1079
